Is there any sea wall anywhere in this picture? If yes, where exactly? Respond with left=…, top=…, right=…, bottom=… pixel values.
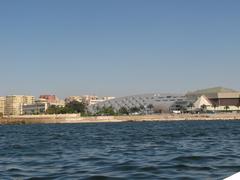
left=1, top=113, right=240, bottom=124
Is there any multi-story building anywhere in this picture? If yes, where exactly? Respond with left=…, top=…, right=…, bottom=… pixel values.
left=40, top=95, right=65, bottom=107
left=83, top=95, right=115, bottom=106
left=5, top=95, right=35, bottom=115
left=0, top=96, right=5, bottom=115
left=39, top=95, right=56, bottom=103
left=82, top=95, right=98, bottom=105
left=23, top=99, right=49, bottom=115
left=23, top=96, right=35, bottom=104
left=88, top=96, right=115, bottom=106
left=65, top=96, right=84, bottom=104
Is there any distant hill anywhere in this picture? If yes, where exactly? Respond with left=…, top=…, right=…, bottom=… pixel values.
left=186, top=87, right=237, bottom=96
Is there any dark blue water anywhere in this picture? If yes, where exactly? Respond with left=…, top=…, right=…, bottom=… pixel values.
left=1, top=120, right=240, bottom=179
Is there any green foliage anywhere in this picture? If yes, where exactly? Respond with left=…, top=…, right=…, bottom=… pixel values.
left=213, top=104, right=218, bottom=109
left=66, top=101, right=87, bottom=114
left=46, top=105, right=59, bottom=114
left=188, top=102, right=194, bottom=109
left=0, top=112, right=3, bottom=118
left=95, top=106, right=116, bottom=116
left=201, top=104, right=207, bottom=110
left=129, top=106, right=140, bottom=113
left=46, top=101, right=87, bottom=115
left=224, top=105, right=230, bottom=112
left=147, top=104, right=154, bottom=110
left=139, top=105, right=145, bottom=110
left=118, top=107, right=129, bottom=115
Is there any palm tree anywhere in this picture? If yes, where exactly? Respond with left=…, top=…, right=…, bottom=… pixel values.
left=201, top=104, right=207, bottom=112
left=130, top=106, right=140, bottom=114
left=118, top=107, right=129, bottom=115
left=139, top=105, right=145, bottom=110
left=147, top=104, right=154, bottom=110
left=212, top=104, right=218, bottom=112
left=236, top=103, right=240, bottom=113
left=188, top=102, right=194, bottom=111
left=224, top=105, right=230, bottom=112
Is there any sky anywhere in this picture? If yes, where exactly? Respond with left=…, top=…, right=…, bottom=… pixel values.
left=0, top=0, right=240, bottom=98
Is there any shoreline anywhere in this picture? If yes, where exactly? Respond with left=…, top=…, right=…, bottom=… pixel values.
left=1, top=113, right=240, bottom=125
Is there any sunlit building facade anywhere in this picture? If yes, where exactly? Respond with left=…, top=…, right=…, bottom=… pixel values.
left=0, top=96, right=5, bottom=115
left=5, top=95, right=35, bottom=115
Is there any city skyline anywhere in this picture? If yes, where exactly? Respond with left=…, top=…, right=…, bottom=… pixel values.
left=1, top=0, right=240, bottom=98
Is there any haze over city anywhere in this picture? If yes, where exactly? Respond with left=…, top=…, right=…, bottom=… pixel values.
left=1, top=0, right=240, bottom=98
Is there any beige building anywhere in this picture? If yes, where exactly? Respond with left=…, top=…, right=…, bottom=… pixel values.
left=5, top=95, right=35, bottom=115
left=65, top=96, right=84, bottom=104
left=0, top=96, right=5, bottom=115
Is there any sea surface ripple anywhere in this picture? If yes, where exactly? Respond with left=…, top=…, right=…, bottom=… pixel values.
left=1, top=120, right=240, bottom=179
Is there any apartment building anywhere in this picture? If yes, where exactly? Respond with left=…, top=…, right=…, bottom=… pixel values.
left=0, top=96, right=5, bottom=115
left=39, top=95, right=65, bottom=107
left=65, top=96, right=84, bottom=104
left=82, top=95, right=115, bottom=105
left=23, top=100, right=49, bottom=115
left=5, top=95, right=35, bottom=115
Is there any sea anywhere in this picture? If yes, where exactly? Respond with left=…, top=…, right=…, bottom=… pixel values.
left=1, top=120, right=240, bottom=179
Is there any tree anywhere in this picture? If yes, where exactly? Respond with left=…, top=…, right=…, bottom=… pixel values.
left=201, top=104, right=207, bottom=112
left=96, top=106, right=116, bottom=116
left=147, top=104, right=154, bottom=111
left=0, top=112, right=3, bottom=118
left=188, top=102, right=194, bottom=110
left=46, top=101, right=87, bottom=115
left=129, top=106, right=140, bottom=114
left=224, top=105, right=230, bottom=112
left=46, top=105, right=59, bottom=114
left=118, top=107, right=129, bottom=115
left=139, top=105, right=145, bottom=110
left=212, top=104, right=218, bottom=112
left=65, top=101, right=87, bottom=114
left=237, top=103, right=240, bottom=112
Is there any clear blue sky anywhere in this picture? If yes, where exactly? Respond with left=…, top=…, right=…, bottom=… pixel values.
left=0, top=0, right=240, bottom=98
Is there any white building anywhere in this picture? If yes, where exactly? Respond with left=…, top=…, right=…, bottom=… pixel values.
left=89, top=96, right=115, bottom=106
left=65, top=96, right=84, bottom=104
left=22, top=101, right=49, bottom=115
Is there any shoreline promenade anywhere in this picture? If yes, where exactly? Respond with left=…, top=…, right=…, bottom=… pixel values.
left=1, top=113, right=240, bottom=125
